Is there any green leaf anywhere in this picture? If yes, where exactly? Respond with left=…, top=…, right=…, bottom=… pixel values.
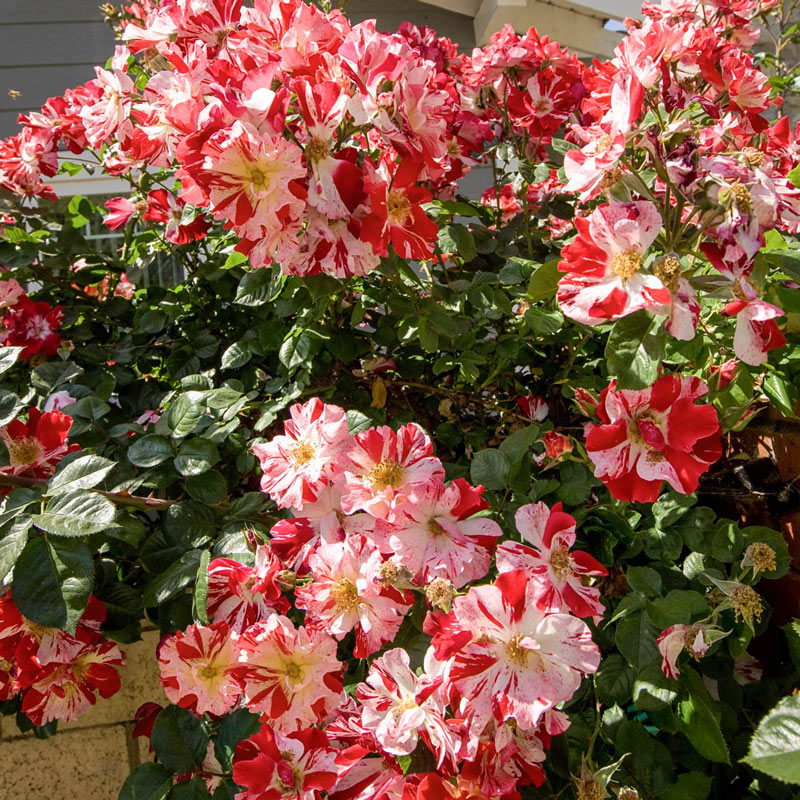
left=678, top=668, right=729, bottom=764
left=657, top=772, right=712, bottom=800
left=221, top=341, right=251, bottom=370
left=142, top=549, right=203, bottom=607
left=167, top=394, right=205, bottom=439
left=0, top=346, right=24, bottom=375
left=615, top=610, right=660, bottom=670
left=633, top=664, right=679, bottom=712
left=605, top=311, right=665, bottom=390
left=119, top=764, right=173, bottom=800
left=174, top=438, right=219, bottom=476
left=647, top=590, right=709, bottom=629
left=234, top=267, right=284, bottom=306
left=346, top=410, right=372, bottom=434
left=556, top=460, right=592, bottom=506
left=163, top=501, right=219, bottom=544
left=744, top=693, right=800, bottom=784
left=0, top=389, right=20, bottom=426
left=595, top=654, right=636, bottom=706
left=48, top=455, right=116, bottom=495
left=31, top=491, right=117, bottom=537
left=0, top=487, right=40, bottom=527
left=0, top=516, right=31, bottom=582
left=626, top=566, right=662, bottom=597
left=12, top=536, right=92, bottom=633
left=498, top=425, right=539, bottom=466
left=523, top=306, right=563, bottom=335
left=615, top=720, right=675, bottom=793
left=170, top=778, right=212, bottom=800
left=227, top=493, right=269, bottom=521
left=214, top=708, right=261, bottom=771
left=526, top=259, right=560, bottom=302
left=192, top=549, right=211, bottom=624
left=67, top=194, right=93, bottom=227
left=470, top=448, right=510, bottom=491
left=138, top=310, right=168, bottom=334
left=550, top=137, right=580, bottom=154
left=151, top=705, right=209, bottom=774
left=128, top=435, right=174, bottom=468
left=185, top=471, right=227, bottom=504
left=279, top=331, right=317, bottom=370
left=763, top=372, right=798, bottom=418
left=440, top=223, right=477, bottom=261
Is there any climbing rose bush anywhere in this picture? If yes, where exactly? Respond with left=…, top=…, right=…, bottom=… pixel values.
left=0, top=0, right=799, bottom=798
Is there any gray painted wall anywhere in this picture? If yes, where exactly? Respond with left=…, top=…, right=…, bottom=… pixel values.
left=0, top=0, right=475, bottom=139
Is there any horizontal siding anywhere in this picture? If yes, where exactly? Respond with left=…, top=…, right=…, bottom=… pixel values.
left=1, top=0, right=108, bottom=23
left=347, top=0, right=475, bottom=47
left=0, top=64, right=99, bottom=115
left=0, top=22, right=114, bottom=68
left=0, top=110, right=25, bottom=135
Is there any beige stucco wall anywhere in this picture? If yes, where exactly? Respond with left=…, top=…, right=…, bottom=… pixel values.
left=0, top=629, right=165, bottom=800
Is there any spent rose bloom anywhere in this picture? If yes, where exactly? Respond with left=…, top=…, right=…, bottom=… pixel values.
left=0, top=278, right=24, bottom=310
left=103, top=196, right=138, bottom=230
left=157, top=621, right=242, bottom=716
left=585, top=374, right=722, bottom=503
left=43, top=391, right=76, bottom=413
left=496, top=502, right=607, bottom=620
left=516, top=396, right=548, bottom=422
left=724, top=293, right=787, bottom=366
left=656, top=623, right=712, bottom=679
left=253, top=398, right=351, bottom=510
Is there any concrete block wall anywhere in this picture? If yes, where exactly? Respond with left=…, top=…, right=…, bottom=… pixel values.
left=0, top=629, right=165, bottom=800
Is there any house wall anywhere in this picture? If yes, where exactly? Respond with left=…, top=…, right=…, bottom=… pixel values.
left=0, top=630, right=165, bottom=800
left=0, top=1, right=116, bottom=138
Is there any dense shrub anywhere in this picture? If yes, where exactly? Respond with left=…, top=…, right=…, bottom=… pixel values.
left=0, top=0, right=799, bottom=798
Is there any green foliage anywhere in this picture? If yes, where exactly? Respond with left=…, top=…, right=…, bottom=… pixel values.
left=0, top=21, right=797, bottom=796
left=151, top=706, right=210, bottom=774
left=745, top=693, right=800, bottom=785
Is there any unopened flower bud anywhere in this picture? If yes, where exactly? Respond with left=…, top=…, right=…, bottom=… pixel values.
left=243, top=528, right=261, bottom=552
left=573, top=387, right=599, bottom=417
left=276, top=569, right=296, bottom=589
left=543, top=430, right=572, bottom=460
